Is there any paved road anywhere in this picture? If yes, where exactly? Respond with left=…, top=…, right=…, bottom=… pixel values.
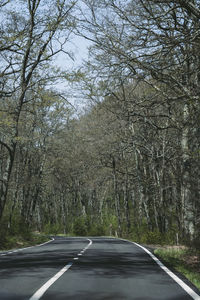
left=0, top=237, right=199, bottom=300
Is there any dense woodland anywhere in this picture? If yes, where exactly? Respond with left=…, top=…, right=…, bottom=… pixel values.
left=0, top=0, right=199, bottom=247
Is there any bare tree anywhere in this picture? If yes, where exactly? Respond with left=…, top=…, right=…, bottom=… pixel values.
left=76, top=0, right=200, bottom=240
left=0, top=0, right=77, bottom=221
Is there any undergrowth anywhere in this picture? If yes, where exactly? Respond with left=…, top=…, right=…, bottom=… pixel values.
left=154, top=247, right=200, bottom=290
left=0, top=231, right=49, bottom=251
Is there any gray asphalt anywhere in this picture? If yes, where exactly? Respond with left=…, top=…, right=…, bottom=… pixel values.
left=0, top=237, right=199, bottom=299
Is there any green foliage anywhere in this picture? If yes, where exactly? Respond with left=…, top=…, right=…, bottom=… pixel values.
left=125, top=222, right=179, bottom=245
left=90, top=223, right=106, bottom=236
left=0, top=232, right=49, bottom=251
left=102, top=214, right=118, bottom=236
left=68, top=215, right=109, bottom=237
left=44, top=222, right=62, bottom=235
left=145, top=230, right=163, bottom=245
left=129, top=230, right=162, bottom=245
left=73, top=217, right=88, bottom=236
left=154, top=247, right=200, bottom=290
left=0, top=214, right=48, bottom=250
left=0, top=221, right=8, bottom=249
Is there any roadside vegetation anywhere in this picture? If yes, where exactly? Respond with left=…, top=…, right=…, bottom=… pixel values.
left=154, top=247, right=200, bottom=290
left=0, top=0, right=199, bottom=276
left=0, top=223, right=49, bottom=251
left=1, top=214, right=200, bottom=292
left=0, top=234, right=49, bottom=251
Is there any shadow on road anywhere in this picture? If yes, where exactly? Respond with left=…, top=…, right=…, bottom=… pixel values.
left=0, top=238, right=199, bottom=300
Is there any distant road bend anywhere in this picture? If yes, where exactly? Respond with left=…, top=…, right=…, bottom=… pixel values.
left=0, top=237, right=200, bottom=300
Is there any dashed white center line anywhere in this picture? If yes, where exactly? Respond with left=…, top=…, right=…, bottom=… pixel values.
left=29, top=238, right=93, bottom=300
left=29, top=262, right=73, bottom=300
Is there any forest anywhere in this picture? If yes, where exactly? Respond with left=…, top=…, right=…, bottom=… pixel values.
left=0, top=0, right=199, bottom=248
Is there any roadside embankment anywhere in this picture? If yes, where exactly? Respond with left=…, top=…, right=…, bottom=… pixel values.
left=0, top=232, right=49, bottom=251
left=153, top=246, right=200, bottom=290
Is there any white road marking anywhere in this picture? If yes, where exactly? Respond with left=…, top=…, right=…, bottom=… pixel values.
left=37, top=238, right=55, bottom=247
left=0, top=238, right=55, bottom=257
left=73, top=257, right=79, bottom=260
left=84, top=239, right=93, bottom=250
left=29, top=238, right=93, bottom=300
left=78, top=253, right=82, bottom=256
left=120, top=238, right=200, bottom=300
left=29, top=262, right=73, bottom=300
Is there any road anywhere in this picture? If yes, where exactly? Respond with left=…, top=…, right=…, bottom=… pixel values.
left=0, top=237, right=199, bottom=300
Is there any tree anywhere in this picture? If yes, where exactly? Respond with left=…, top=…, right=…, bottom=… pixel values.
left=77, top=0, right=200, bottom=240
left=0, top=0, right=77, bottom=221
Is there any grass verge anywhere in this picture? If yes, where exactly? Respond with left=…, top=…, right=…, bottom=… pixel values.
left=0, top=232, right=50, bottom=251
left=154, top=246, right=200, bottom=290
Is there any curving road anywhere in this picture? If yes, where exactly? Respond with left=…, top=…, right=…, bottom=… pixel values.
left=0, top=237, right=199, bottom=300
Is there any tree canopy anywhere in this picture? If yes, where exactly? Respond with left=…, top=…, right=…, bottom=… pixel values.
left=0, top=0, right=199, bottom=248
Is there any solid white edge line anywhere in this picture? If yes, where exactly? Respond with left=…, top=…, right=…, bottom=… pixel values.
left=29, top=262, right=73, bottom=300
left=119, top=238, right=200, bottom=300
left=29, top=238, right=93, bottom=300
left=37, top=238, right=55, bottom=247
left=0, top=237, right=55, bottom=257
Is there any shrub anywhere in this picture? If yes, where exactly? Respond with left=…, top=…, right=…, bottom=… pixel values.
left=73, top=217, right=87, bottom=236
left=90, top=223, right=106, bottom=236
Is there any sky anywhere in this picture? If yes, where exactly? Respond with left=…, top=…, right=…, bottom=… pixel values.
left=0, top=0, right=92, bottom=111
left=53, top=34, right=92, bottom=111
left=55, top=34, right=90, bottom=83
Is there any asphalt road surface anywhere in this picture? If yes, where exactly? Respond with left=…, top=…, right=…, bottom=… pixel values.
left=0, top=237, right=200, bottom=300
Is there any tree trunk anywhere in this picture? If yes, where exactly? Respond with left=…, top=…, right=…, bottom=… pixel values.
left=112, top=157, right=121, bottom=235
left=181, top=104, right=194, bottom=239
